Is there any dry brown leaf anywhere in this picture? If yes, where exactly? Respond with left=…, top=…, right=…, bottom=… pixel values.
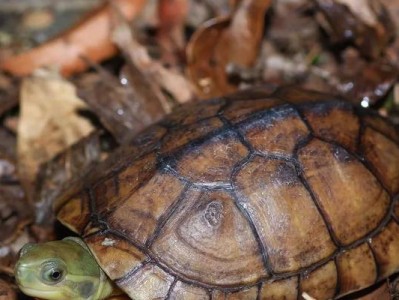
left=111, top=2, right=194, bottom=105
left=186, top=0, right=272, bottom=99
left=17, top=70, right=95, bottom=202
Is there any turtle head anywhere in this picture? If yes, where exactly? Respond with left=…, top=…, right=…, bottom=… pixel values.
left=15, top=237, right=114, bottom=300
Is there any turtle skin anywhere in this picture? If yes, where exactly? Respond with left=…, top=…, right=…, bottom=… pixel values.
left=56, top=86, right=399, bottom=300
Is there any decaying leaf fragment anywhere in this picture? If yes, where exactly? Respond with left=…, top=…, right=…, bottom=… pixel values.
left=17, top=70, right=95, bottom=202
left=314, top=0, right=394, bottom=58
left=186, top=0, right=272, bottom=98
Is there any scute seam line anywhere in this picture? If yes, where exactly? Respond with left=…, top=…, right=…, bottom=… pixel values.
left=145, top=183, right=191, bottom=248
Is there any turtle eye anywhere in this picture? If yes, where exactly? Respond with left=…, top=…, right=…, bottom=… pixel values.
left=41, top=262, right=65, bottom=284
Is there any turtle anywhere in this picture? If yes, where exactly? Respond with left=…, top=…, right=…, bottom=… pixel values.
left=14, top=86, right=399, bottom=300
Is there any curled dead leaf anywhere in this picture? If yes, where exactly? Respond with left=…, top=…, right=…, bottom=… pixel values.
left=186, top=0, right=272, bottom=98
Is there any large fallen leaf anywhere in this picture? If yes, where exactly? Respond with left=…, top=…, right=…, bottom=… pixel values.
left=186, top=0, right=272, bottom=98
left=18, top=70, right=95, bottom=202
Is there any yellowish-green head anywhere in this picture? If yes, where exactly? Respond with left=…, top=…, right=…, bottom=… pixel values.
left=14, top=237, right=114, bottom=300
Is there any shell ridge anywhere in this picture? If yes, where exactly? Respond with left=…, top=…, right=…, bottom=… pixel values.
left=164, top=277, right=178, bottom=300
left=293, top=135, right=342, bottom=249
left=219, top=112, right=279, bottom=279
left=145, top=183, right=192, bottom=248
left=114, top=260, right=149, bottom=285
left=230, top=153, right=275, bottom=277
left=332, top=256, right=340, bottom=298
left=296, top=136, right=395, bottom=249
left=295, top=159, right=341, bottom=247
left=366, top=241, right=380, bottom=283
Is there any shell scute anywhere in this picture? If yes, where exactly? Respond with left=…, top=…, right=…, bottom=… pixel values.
left=92, top=152, right=158, bottom=216
left=300, top=261, right=337, bottom=300
left=117, top=263, right=174, bottom=300
left=151, top=188, right=267, bottom=287
left=361, top=127, right=399, bottom=194
left=58, top=192, right=90, bottom=235
left=301, top=101, right=360, bottom=152
left=239, top=104, right=309, bottom=157
left=84, top=233, right=146, bottom=280
left=370, top=220, right=399, bottom=278
left=298, top=139, right=390, bottom=245
left=107, top=172, right=185, bottom=246
left=225, top=286, right=258, bottom=299
left=160, top=117, right=224, bottom=157
left=162, top=99, right=224, bottom=127
left=259, top=277, right=298, bottom=300
left=336, top=243, right=377, bottom=296
left=222, top=97, right=282, bottom=124
left=234, top=156, right=336, bottom=273
left=362, top=114, right=399, bottom=144
left=172, top=130, right=249, bottom=185
left=169, top=281, right=209, bottom=300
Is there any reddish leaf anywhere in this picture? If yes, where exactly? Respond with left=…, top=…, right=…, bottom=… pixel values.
left=0, top=0, right=146, bottom=77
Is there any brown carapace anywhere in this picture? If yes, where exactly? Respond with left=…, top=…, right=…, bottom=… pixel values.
left=56, top=87, right=399, bottom=299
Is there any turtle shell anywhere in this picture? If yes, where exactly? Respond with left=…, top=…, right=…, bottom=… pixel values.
left=56, top=86, right=399, bottom=300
